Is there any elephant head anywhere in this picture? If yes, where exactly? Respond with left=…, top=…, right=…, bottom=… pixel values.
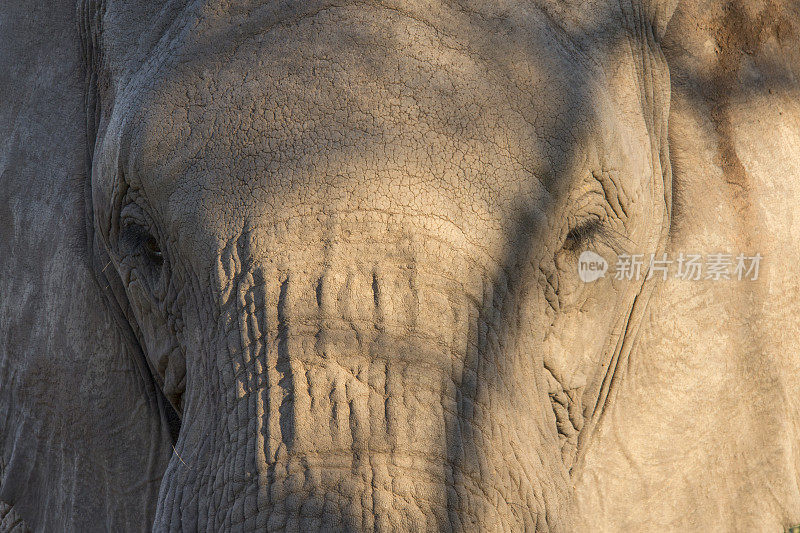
left=43, top=0, right=675, bottom=530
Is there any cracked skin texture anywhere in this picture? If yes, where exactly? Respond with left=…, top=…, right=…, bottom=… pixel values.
left=0, top=0, right=798, bottom=531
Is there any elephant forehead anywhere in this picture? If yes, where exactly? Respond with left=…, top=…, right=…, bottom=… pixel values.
left=119, top=3, right=601, bottom=259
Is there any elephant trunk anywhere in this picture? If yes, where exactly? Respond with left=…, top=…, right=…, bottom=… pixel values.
left=152, top=236, right=567, bottom=531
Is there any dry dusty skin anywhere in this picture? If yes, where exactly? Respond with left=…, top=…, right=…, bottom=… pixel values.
left=1, top=0, right=799, bottom=531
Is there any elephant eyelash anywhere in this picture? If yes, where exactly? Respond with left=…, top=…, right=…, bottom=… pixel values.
left=563, top=218, right=631, bottom=254
left=564, top=219, right=598, bottom=250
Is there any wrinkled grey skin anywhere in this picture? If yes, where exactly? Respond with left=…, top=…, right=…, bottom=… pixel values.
left=1, top=0, right=799, bottom=531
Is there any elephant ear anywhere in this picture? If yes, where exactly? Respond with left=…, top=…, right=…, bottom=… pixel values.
left=0, top=2, right=174, bottom=530
left=575, top=1, right=800, bottom=528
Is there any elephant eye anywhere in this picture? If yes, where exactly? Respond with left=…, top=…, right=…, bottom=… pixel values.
left=142, top=234, right=163, bottom=265
left=119, top=218, right=164, bottom=268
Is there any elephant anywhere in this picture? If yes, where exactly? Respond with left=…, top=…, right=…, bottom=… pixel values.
left=1, top=0, right=799, bottom=530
